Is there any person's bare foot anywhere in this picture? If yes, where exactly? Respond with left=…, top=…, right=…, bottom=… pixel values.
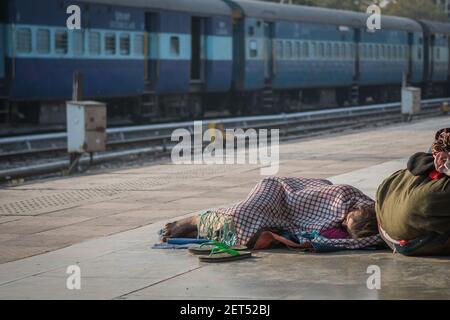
left=161, top=216, right=199, bottom=242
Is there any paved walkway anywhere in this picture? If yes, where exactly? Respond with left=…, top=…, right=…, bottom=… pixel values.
left=0, top=117, right=449, bottom=299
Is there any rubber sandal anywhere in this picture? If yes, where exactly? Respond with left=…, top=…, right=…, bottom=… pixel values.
left=195, top=241, right=252, bottom=263
left=189, top=241, right=248, bottom=255
left=198, top=250, right=252, bottom=263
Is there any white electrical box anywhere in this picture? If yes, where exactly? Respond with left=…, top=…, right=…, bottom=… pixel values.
left=401, top=87, right=421, bottom=115
left=66, top=101, right=107, bottom=153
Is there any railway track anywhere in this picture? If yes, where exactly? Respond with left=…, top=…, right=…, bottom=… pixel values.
left=1, top=98, right=449, bottom=181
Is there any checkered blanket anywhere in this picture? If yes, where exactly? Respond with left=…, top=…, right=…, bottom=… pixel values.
left=215, top=177, right=384, bottom=249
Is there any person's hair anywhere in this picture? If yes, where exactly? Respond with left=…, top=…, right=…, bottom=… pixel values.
left=348, top=205, right=379, bottom=239
left=432, top=128, right=450, bottom=156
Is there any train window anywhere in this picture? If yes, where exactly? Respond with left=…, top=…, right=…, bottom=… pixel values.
left=276, top=41, right=284, bottom=59
left=248, top=26, right=255, bottom=36
left=341, top=43, right=346, bottom=59
left=312, top=42, right=317, bottom=57
left=393, top=46, right=398, bottom=60
left=55, top=30, right=68, bottom=55
left=319, top=43, right=324, bottom=58
left=37, top=29, right=50, bottom=54
left=105, top=33, right=116, bottom=55
left=134, top=34, right=145, bottom=56
left=295, top=42, right=301, bottom=58
left=436, top=47, right=441, bottom=60
left=333, top=43, right=339, bottom=59
left=249, top=40, right=258, bottom=58
left=417, top=47, right=422, bottom=60
left=348, top=43, right=354, bottom=59
left=326, top=43, right=331, bottom=58
left=369, top=45, right=374, bottom=59
left=73, top=30, right=84, bottom=56
left=120, top=34, right=130, bottom=56
left=286, top=41, right=293, bottom=59
left=361, top=45, right=366, bottom=59
left=16, top=28, right=32, bottom=53
left=170, top=36, right=180, bottom=56
left=375, top=45, right=380, bottom=59
left=386, top=46, right=391, bottom=60
left=302, top=42, right=309, bottom=58
left=89, top=32, right=101, bottom=55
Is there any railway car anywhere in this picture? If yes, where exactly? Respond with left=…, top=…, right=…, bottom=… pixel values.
left=419, top=20, right=450, bottom=97
left=224, top=0, right=425, bottom=112
left=0, top=0, right=233, bottom=123
left=1, top=0, right=450, bottom=125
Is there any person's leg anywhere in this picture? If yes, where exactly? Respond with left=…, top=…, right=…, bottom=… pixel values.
left=161, top=215, right=200, bottom=242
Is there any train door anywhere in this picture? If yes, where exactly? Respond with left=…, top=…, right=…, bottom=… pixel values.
left=429, top=35, right=435, bottom=80
left=191, top=17, right=206, bottom=82
left=407, top=32, right=414, bottom=81
left=353, top=29, right=361, bottom=82
left=263, top=22, right=274, bottom=81
left=0, top=23, right=5, bottom=81
left=145, top=12, right=159, bottom=86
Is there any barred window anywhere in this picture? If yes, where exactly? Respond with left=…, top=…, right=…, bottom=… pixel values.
left=37, top=29, right=50, bottom=54
left=120, top=34, right=130, bottom=55
left=16, top=28, right=32, bottom=53
left=333, top=43, right=339, bottom=58
left=302, top=42, right=309, bottom=58
left=312, top=42, right=317, bottom=57
left=341, top=43, right=346, bottom=59
left=73, top=30, right=84, bottom=56
left=170, top=36, right=180, bottom=56
left=134, top=34, right=145, bottom=56
left=319, top=43, right=324, bottom=58
left=295, top=42, right=301, bottom=58
left=89, top=32, right=101, bottom=55
left=55, top=30, right=68, bottom=54
left=249, top=39, right=258, bottom=58
left=276, top=41, right=284, bottom=59
left=286, top=41, right=292, bottom=59
left=105, top=33, right=116, bottom=55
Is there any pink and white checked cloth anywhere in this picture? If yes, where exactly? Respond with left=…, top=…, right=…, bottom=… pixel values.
left=214, top=177, right=383, bottom=249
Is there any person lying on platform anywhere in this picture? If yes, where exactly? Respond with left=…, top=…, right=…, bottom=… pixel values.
left=376, top=128, right=450, bottom=256
left=161, top=177, right=384, bottom=257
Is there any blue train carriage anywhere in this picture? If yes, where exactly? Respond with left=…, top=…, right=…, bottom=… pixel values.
left=0, top=0, right=7, bottom=114
left=418, top=20, right=450, bottom=97
left=224, top=0, right=373, bottom=113
left=3, top=0, right=148, bottom=124
left=357, top=15, right=423, bottom=103
left=1, top=0, right=233, bottom=124
left=142, top=0, right=233, bottom=119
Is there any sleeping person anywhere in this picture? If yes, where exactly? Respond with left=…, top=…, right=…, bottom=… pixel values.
left=376, top=128, right=450, bottom=256
left=162, top=177, right=383, bottom=252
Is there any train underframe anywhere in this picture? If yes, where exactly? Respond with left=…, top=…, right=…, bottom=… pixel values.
left=1, top=81, right=449, bottom=125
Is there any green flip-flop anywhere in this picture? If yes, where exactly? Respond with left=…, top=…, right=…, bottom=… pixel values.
left=189, top=241, right=248, bottom=255
left=194, top=241, right=252, bottom=263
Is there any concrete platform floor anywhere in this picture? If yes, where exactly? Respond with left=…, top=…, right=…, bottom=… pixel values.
left=0, top=116, right=449, bottom=299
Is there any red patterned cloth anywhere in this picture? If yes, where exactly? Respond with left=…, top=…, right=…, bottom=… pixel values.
left=214, top=177, right=383, bottom=249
